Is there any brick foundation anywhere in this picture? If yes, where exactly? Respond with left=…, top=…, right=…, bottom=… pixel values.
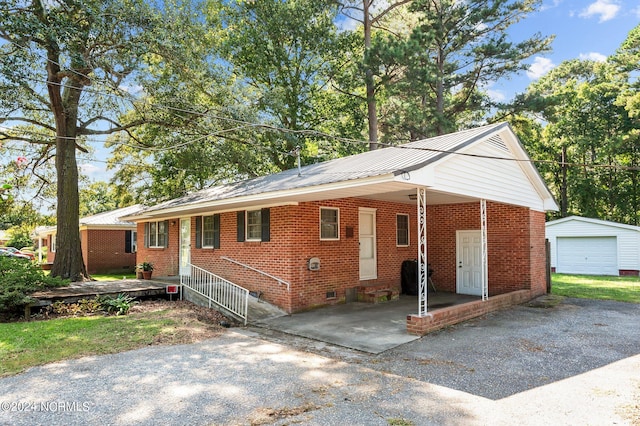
left=406, top=290, right=533, bottom=335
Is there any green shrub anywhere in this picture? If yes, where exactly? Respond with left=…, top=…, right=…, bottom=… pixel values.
left=0, top=257, right=68, bottom=313
left=98, top=294, right=137, bottom=315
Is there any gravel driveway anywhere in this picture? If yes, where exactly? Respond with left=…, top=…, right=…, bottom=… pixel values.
left=1, top=297, right=639, bottom=425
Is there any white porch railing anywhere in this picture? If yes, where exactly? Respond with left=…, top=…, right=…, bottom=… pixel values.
left=180, top=263, right=249, bottom=325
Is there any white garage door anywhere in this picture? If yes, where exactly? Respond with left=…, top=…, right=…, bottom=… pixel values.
left=557, top=237, right=618, bottom=275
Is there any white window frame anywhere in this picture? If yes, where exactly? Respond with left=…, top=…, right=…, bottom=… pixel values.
left=396, top=213, right=410, bottom=247
left=320, top=207, right=340, bottom=241
left=131, top=231, right=138, bottom=253
left=50, top=235, right=56, bottom=252
left=148, top=220, right=167, bottom=248
left=246, top=209, right=262, bottom=241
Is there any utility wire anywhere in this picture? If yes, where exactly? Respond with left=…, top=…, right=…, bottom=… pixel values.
left=3, top=39, right=640, bottom=172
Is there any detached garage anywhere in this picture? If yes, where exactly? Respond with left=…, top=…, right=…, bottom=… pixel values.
left=546, top=216, right=640, bottom=276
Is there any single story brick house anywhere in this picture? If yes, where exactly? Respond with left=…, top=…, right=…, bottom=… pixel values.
left=35, top=205, right=142, bottom=274
left=546, top=216, right=640, bottom=276
left=123, top=122, right=558, bottom=334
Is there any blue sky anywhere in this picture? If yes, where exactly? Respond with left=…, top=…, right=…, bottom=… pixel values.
left=490, top=0, right=640, bottom=101
left=80, top=0, right=640, bottom=183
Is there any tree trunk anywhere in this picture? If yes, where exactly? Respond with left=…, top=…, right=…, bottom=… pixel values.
left=51, top=138, right=87, bottom=281
left=46, top=57, right=88, bottom=281
left=363, top=0, right=378, bottom=150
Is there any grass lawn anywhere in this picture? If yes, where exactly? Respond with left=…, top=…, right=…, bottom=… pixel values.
left=551, top=273, right=640, bottom=303
left=0, top=301, right=225, bottom=377
left=91, top=273, right=137, bottom=281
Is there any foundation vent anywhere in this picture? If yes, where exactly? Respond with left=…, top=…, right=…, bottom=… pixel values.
left=326, top=291, right=337, bottom=299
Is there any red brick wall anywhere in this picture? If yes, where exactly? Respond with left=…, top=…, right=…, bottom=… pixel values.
left=529, top=210, right=547, bottom=296
left=427, top=202, right=546, bottom=296
left=407, top=290, right=533, bottom=335
left=136, top=221, right=181, bottom=277
left=137, top=199, right=416, bottom=313
left=83, top=229, right=137, bottom=274
left=136, top=199, right=547, bottom=312
left=46, top=234, right=55, bottom=263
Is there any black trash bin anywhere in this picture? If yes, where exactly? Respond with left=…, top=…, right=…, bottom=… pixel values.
left=401, top=260, right=435, bottom=295
left=401, top=260, right=418, bottom=295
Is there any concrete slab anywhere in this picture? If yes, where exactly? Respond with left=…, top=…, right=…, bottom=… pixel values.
left=255, top=293, right=482, bottom=354
left=255, top=296, right=418, bottom=354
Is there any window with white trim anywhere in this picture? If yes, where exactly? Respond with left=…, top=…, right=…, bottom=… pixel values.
left=396, top=214, right=409, bottom=246
left=320, top=207, right=339, bottom=240
left=246, top=210, right=262, bottom=241
left=131, top=231, right=137, bottom=253
left=50, top=235, right=56, bottom=252
left=145, top=220, right=168, bottom=248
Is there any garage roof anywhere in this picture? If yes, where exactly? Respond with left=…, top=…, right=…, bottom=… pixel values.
left=546, top=216, right=640, bottom=233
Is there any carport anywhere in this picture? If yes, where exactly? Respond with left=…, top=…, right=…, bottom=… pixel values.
left=253, top=294, right=480, bottom=354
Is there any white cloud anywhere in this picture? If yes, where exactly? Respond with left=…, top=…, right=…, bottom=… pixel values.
left=579, top=52, right=607, bottom=62
left=540, top=0, right=563, bottom=12
left=580, top=0, right=620, bottom=22
left=481, top=81, right=506, bottom=103
left=79, top=163, right=101, bottom=175
left=486, top=89, right=506, bottom=103
left=526, top=57, right=555, bottom=80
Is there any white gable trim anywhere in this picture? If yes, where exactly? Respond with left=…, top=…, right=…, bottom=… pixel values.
left=547, top=216, right=640, bottom=233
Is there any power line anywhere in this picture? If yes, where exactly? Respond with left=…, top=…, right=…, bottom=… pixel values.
left=3, top=38, right=639, bottom=173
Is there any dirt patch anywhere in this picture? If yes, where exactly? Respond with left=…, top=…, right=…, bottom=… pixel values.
left=618, top=380, right=640, bottom=425
left=416, top=358, right=475, bottom=372
left=249, top=402, right=320, bottom=425
left=526, top=294, right=565, bottom=308
left=130, top=299, right=233, bottom=325
left=127, top=300, right=237, bottom=345
left=21, top=298, right=239, bottom=346
left=518, top=338, right=544, bottom=352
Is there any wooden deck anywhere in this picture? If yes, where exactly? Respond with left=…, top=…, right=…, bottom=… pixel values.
left=26, top=279, right=176, bottom=318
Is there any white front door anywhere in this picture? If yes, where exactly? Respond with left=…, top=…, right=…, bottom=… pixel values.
left=456, top=230, right=482, bottom=296
left=359, top=208, right=377, bottom=280
left=179, top=218, right=191, bottom=276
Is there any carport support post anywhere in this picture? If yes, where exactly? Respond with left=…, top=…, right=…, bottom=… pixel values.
left=417, top=187, right=428, bottom=316
left=481, top=199, right=488, bottom=301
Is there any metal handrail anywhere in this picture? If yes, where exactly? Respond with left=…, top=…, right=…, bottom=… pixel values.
left=220, top=256, right=291, bottom=292
left=180, top=263, right=249, bottom=325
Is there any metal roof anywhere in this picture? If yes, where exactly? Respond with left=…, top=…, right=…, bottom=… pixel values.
left=34, top=205, right=143, bottom=237
left=80, top=204, right=143, bottom=226
left=138, top=123, right=509, bottom=216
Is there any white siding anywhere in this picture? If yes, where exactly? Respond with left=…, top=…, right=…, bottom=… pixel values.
left=546, top=218, right=640, bottom=273
left=432, top=143, right=545, bottom=211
